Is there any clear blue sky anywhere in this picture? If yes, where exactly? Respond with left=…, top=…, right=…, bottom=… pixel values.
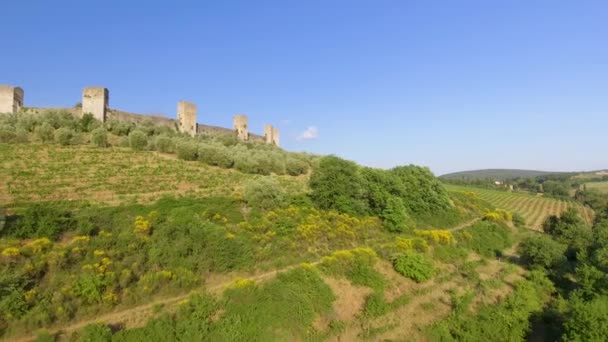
left=3, top=1, right=607, bottom=175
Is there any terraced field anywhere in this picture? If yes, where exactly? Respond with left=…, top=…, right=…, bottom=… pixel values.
left=446, top=185, right=594, bottom=230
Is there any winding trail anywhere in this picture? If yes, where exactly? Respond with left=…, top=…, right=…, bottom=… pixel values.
left=8, top=217, right=485, bottom=342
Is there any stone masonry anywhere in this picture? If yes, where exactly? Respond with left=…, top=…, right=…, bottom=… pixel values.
left=233, top=114, right=248, bottom=141
left=0, top=85, right=24, bottom=113
left=82, top=87, right=109, bottom=122
left=264, top=124, right=280, bottom=146
left=177, top=101, right=197, bottom=136
left=3, top=84, right=279, bottom=145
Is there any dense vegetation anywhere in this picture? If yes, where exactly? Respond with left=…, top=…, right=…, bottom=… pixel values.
left=2, top=110, right=607, bottom=341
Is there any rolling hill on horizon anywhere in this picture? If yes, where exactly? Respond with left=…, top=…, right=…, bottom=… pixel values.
left=440, top=168, right=568, bottom=181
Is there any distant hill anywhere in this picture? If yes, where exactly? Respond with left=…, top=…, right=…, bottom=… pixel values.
left=440, top=169, right=564, bottom=181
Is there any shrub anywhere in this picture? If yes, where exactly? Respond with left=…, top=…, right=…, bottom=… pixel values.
left=91, top=127, right=109, bottom=147
left=128, top=130, right=148, bottom=151
left=414, top=229, right=455, bottom=245
left=381, top=197, right=415, bottom=233
left=456, top=221, right=513, bottom=257
left=54, top=127, right=75, bottom=146
left=563, top=296, right=608, bottom=341
left=80, top=323, right=112, bottom=342
left=79, top=113, right=101, bottom=132
left=243, top=177, right=285, bottom=209
left=14, top=127, right=29, bottom=143
left=309, top=155, right=367, bottom=215
left=512, top=212, right=526, bottom=227
left=198, top=143, right=233, bottom=168
left=5, top=203, right=76, bottom=240
left=392, top=252, right=435, bottom=283
left=35, top=123, right=55, bottom=142
left=0, top=124, right=16, bottom=142
left=105, top=120, right=133, bottom=136
left=319, top=248, right=385, bottom=291
left=176, top=140, right=198, bottom=161
left=285, top=157, right=308, bottom=176
left=155, top=135, right=175, bottom=153
left=518, top=235, right=567, bottom=269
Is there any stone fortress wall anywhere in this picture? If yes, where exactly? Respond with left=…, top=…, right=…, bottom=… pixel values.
left=0, top=85, right=279, bottom=146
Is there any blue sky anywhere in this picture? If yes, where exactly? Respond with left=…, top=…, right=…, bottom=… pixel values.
left=2, top=1, right=607, bottom=175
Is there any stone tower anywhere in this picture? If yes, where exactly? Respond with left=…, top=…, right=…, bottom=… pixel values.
left=177, top=101, right=197, bottom=136
left=82, top=87, right=109, bottom=122
left=264, top=124, right=280, bottom=146
left=264, top=125, right=273, bottom=144
left=233, top=114, right=249, bottom=141
left=272, top=126, right=280, bottom=146
left=0, top=85, right=24, bottom=113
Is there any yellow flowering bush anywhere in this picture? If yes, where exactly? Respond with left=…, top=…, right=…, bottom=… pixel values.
left=134, top=216, right=151, bottom=234
left=414, top=230, right=454, bottom=245
left=396, top=237, right=430, bottom=252
left=2, top=247, right=20, bottom=257
left=70, top=235, right=90, bottom=244
left=24, top=238, right=52, bottom=253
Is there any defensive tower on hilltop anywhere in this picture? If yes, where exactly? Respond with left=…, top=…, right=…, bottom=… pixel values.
left=0, top=85, right=24, bottom=113
left=82, top=87, right=109, bottom=122
left=233, top=114, right=249, bottom=141
left=264, top=124, right=280, bottom=146
left=177, top=101, right=197, bottom=136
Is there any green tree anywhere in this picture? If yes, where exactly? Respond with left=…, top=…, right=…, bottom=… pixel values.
left=35, top=122, right=55, bottom=142
left=518, top=235, right=567, bottom=269
left=128, top=130, right=148, bottom=151
left=309, top=155, right=367, bottom=215
left=563, top=296, right=608, bottom=342
left=381, top=196, right=415, bottom=233
left=91, top=127, right=108, bottom=147
left=244, top=177, right=285, bottom=209
left=54, top=127, right=75, bottom=146
left=543, top=208, right=592, bottom=258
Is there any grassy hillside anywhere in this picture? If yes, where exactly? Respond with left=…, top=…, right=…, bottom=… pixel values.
left=440, top=169, right=564, bottom=181
left=446, top=185, right=594, bottom=230
left=0, top=144, right=307, bottom=207
left=1, top=112, right=584, bottom=341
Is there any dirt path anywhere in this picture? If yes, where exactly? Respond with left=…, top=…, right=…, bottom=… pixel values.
left=9, top=218, right=485, bottom=342
left=9, top=261, right=321, bottom=342
left=448, top=217, right=481, bottom=231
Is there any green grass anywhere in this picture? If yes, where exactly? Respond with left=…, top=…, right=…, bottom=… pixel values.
left=83, top=266, right=335, bottom=341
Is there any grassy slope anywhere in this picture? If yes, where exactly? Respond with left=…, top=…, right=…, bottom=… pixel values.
left=1, top=143, right=536, bottom=341
left=0, top=144, right=307, bottom=207
left=446, top=184, right=593, bottom=230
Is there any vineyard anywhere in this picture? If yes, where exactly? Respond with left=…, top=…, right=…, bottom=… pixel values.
left=0, top=144, right=308, bottom=206
left=446, top=185, right=594, bottom=230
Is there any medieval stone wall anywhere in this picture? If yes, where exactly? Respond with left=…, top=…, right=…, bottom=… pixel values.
left=1, top=84, right=279, bottom=146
